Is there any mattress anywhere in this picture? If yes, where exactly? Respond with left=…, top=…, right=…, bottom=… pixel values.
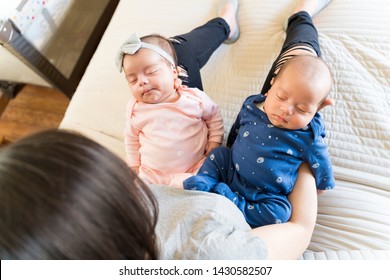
left=60, top=0, right=390, bottom=259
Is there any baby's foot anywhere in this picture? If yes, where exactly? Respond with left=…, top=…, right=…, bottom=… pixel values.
left=292, top=0, right=332, bottom=17
left=183, top=174, right=218, bottom=192
left=218, top=0, right=240, bottom=44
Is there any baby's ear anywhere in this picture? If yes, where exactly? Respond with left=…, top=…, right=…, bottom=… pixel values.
left=174, top=76, right=182, bottom=89
left=172, top=66, right=179, bottom=76
left=173, top=66, right=182, bottom=89
left=318, top=97, right=335, bottom=111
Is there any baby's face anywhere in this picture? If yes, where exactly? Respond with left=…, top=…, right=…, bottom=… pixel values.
left=264, top=63, right=330, bottom=130
left=122, top=49, right=178, bottom=104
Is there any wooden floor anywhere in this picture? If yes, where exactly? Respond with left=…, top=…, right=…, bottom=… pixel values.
left=0, top=85, right=70, bottom=145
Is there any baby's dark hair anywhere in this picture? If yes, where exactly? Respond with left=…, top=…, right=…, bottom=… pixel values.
left=275, top=55, right=333, bottom=106
left=0, top=129, right=159, bottom=260
left=141, top=34, right=178, bottom=67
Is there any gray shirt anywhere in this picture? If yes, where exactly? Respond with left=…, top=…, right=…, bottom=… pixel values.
left=149, top=185, right=268, bottom=259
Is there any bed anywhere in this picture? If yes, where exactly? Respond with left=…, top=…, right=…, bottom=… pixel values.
left=60, top=0, right=390, bottom=259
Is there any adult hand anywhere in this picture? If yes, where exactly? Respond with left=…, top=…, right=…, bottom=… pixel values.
left=205, top=141, right=220, bottom=155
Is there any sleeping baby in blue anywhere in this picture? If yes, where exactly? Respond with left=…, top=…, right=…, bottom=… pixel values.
left=184, top=93, right=335, bottom=228
left=184, top=53, right=336, bottom=227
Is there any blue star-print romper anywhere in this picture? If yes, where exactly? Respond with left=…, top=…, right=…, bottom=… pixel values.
left=184, top=94, right=335, bottom=228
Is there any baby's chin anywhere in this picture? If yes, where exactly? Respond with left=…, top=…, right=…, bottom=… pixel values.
left=268, top=115, right=288, bottom=129
left=142, top=90, right=161, bottom=103
left=269, top=119, right=302, bottom=130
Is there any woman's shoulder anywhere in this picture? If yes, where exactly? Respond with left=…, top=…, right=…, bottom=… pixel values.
left=149, top=185, right=267, bottom=260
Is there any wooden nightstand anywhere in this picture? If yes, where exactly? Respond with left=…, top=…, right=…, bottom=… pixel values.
left=0, top=0, right=119, bottom=98
left=0, top=91, right=9, bottom=116
left=0, top=135, right=10, bottom=147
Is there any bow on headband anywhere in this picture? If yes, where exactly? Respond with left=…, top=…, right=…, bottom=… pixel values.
left=115, top=32, right=175, bottom=72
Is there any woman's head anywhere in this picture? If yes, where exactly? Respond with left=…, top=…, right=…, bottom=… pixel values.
left=0, top=129, right=158, bottom=259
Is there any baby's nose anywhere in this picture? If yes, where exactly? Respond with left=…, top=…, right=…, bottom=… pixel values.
left=281, top=104, right=294, bottom=115
left=138, top=75, right=149, bottom=85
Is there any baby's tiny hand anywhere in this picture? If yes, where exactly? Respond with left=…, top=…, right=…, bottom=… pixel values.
left=205, top=141, right=220, bottom=155
left=317, top=189, right=325, bottom=195
left=131, top=166, right=140, bottom=175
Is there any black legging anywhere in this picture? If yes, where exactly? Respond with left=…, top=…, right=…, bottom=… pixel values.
left=171, top=11, right=320, bottom=95
left=170, top=18, right=230, bottom=90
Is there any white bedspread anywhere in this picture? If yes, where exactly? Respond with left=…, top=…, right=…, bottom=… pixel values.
left=60, top=0, right=390, bottom=259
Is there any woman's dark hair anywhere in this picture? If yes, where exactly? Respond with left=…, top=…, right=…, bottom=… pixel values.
left=0, top=129, right=159, bottom=259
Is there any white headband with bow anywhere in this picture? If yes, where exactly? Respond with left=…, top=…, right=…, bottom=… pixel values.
left=115, top=32, right=175, bottom=72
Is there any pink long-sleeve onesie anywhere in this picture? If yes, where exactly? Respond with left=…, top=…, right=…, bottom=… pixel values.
left=124, top=86, right=224, bottom=187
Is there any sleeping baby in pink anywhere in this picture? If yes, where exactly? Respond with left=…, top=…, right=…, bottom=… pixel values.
left=116, top=33, right=224, bottom=187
